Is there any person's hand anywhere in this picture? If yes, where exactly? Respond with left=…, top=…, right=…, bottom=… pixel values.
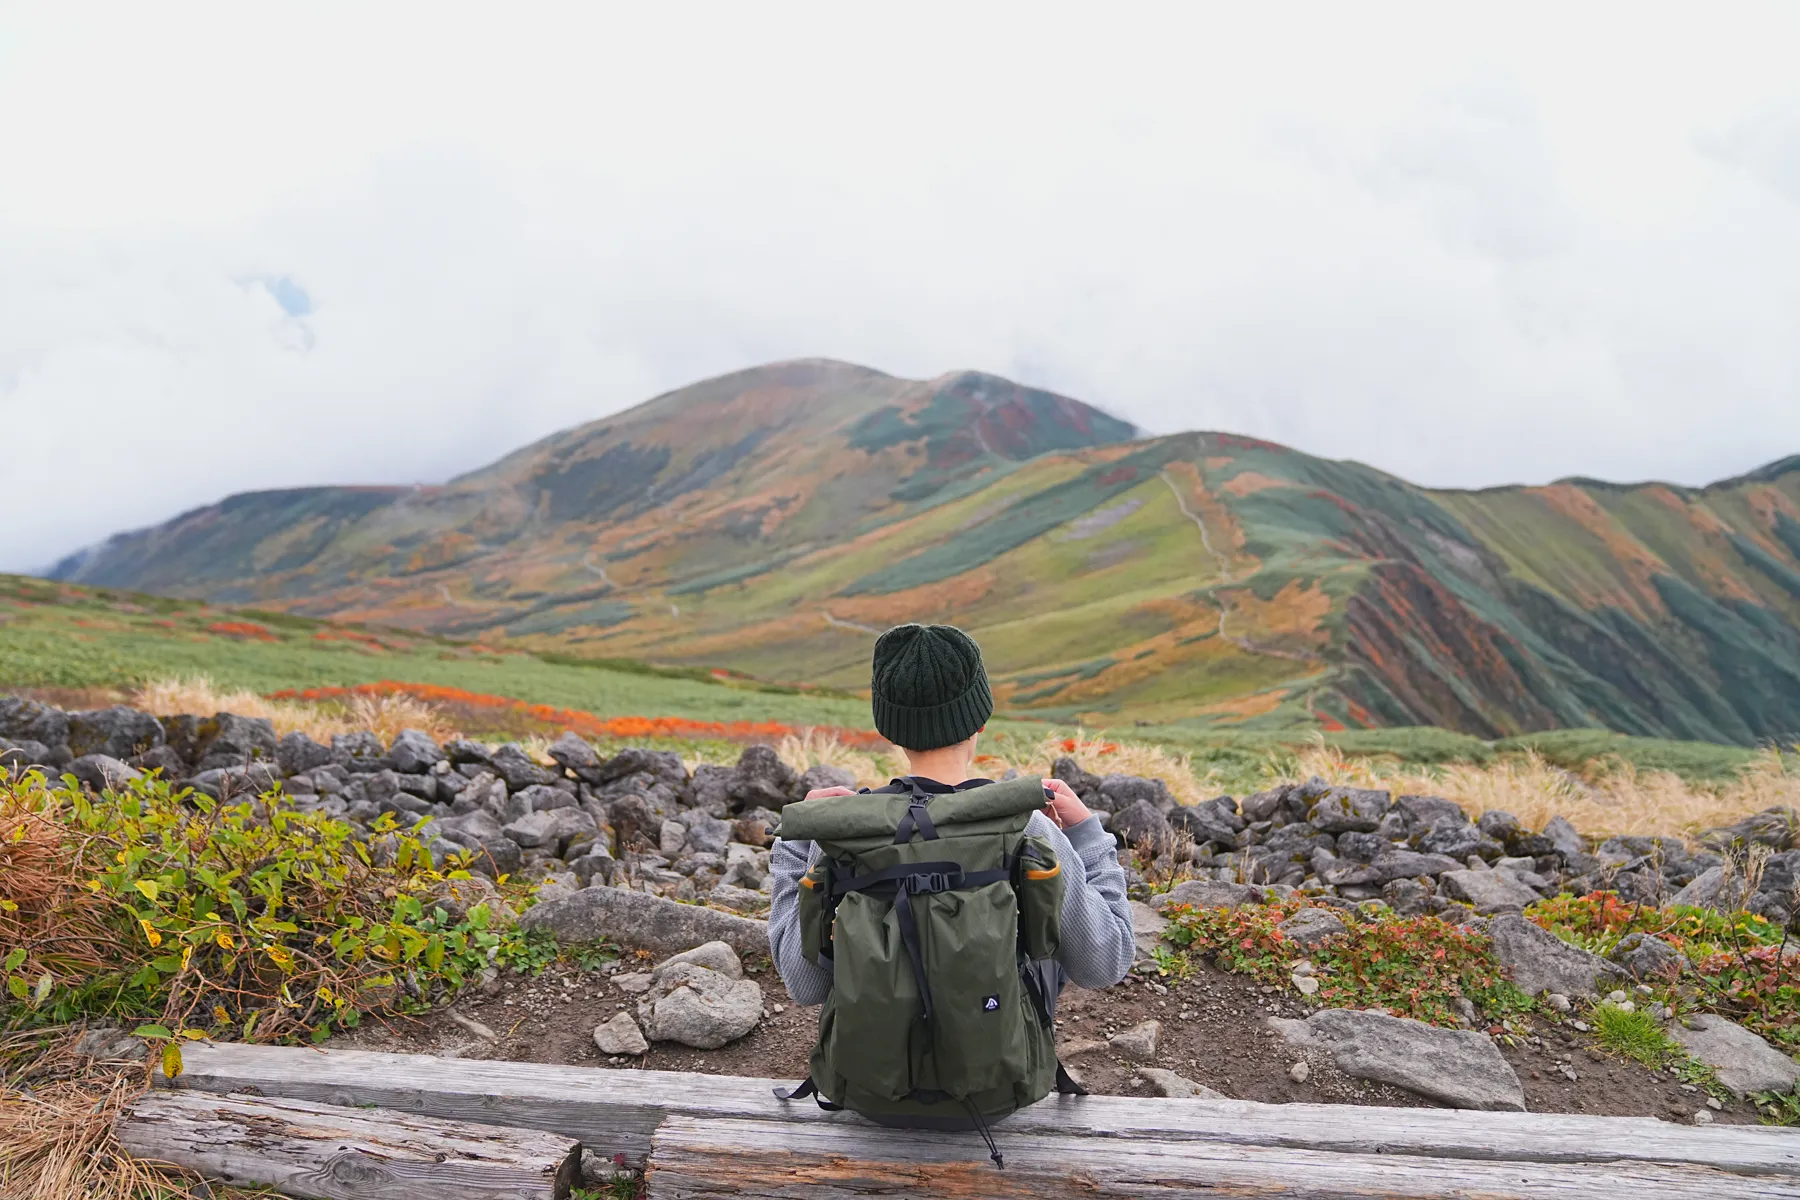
left=1040, top=778, right=1091, bottom=829
left=804, top=786, right=856, bottom=801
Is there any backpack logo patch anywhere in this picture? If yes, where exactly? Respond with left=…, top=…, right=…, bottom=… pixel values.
left=982, top=995, right=1000, bottom=1012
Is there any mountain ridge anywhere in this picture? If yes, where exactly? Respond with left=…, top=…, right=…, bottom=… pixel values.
left=47, top=360, right=1800, bottom=746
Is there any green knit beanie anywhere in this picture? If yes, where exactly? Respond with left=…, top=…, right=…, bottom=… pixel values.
left=870, top=623, right=994, bottom=751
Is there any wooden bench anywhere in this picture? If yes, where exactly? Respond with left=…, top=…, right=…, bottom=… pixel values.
left=134, top=1043, right=1800, bottom=1199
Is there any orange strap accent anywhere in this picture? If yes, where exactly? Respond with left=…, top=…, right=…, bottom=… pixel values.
left=1024, top=863, right=1061, bottom=881
left=800, top=874, right=819, bottom=890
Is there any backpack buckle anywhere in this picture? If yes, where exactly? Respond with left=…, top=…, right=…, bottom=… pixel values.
left=907, top=870, right=957, bottom=895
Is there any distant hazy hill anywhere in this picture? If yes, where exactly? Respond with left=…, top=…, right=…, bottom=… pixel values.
left=52, top=360, right=1800, bottom=744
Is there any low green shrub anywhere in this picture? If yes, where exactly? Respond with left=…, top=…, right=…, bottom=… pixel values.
left=0, top=769, right=549, bottom=1069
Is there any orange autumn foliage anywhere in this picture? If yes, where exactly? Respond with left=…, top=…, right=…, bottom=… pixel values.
left=205, top=621, right=277, bottom=642
left=266, top=680, right=891, bottom=749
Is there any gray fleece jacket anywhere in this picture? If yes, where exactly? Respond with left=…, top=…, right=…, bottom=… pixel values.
left=768, top=792, right=1136, bottom=1006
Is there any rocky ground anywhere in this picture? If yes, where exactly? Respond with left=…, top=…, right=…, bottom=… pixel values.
left=9, top=695, right=1796, bottom=1127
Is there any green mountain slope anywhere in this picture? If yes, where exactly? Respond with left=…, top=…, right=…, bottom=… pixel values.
left=48, top=362, right=1800, bottom=745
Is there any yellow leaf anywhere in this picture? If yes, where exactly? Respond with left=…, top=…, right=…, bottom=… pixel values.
left=214, top=930, right=234, bottom=950
left=161, top=1041, right=183, bottom=1079
left=180, top=945, right=193, bottom=970
left=138, top=919, right=162, bottom=948
left=0, top=899, right=17, bottom=912
left=134, top=880, right=159, bottom=902
left=178, top=1029, right=207, bottom=1041
left=212, top=1006, right=230, bottom=1025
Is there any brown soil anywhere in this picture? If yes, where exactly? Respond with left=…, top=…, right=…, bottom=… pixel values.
left=334, top=957, right=1756, bottom=1126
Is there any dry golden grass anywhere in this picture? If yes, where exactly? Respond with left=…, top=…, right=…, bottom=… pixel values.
left=1282, top=743, right=1800, bottom=838
left=772, top=728, right=907, bottom=787
left=131, top=675, right=458, bottom=744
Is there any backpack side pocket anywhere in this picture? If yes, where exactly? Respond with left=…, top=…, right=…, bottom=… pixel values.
left=1016, top=836, right=1064, bottom=960
left=797, top=860, right=833, bottom=965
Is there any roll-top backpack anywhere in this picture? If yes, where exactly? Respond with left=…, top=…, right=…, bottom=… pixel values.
left=773, top=775, right=1085, bottom=1167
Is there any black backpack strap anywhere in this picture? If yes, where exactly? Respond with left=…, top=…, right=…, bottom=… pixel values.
left=773, top=1076, right=844, bottom=1110
left=1054, top=1061, right=1089, bottom=1096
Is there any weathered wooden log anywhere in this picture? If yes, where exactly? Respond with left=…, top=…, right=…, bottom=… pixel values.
left=165, top=1043, right=1800, bottom=1179
left=117, top=1090, right=580, bottom=1200
left=643, top=1114, right=1796, bottom=1200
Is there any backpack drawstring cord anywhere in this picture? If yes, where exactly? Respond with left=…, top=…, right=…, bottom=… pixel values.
left=961, top=1099, right=1005, bottom=1170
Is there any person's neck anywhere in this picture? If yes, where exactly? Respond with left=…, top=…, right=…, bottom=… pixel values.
left=902, top=745, right=979, bottom=786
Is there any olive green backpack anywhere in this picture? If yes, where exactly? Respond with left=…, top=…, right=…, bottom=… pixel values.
left=774, top=776, right=1084, bottom=1168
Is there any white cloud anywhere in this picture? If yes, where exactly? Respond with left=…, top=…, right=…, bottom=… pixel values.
left=4, top=2, right=1800, bottom=571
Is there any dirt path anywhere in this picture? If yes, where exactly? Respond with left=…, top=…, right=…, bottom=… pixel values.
left=334, top=957, right=1756, bottom=1125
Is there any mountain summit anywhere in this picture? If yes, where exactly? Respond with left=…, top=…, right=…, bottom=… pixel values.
left=51, top=362, right=1800, bottom=745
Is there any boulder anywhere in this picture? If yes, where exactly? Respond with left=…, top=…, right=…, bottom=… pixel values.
left=0, top=697, right=70, bottom=750
left=708, top=883, right=770, bottom=913
left=1099, top=775, right=1176, bottom=815
left=387, top=729, right=446, bottom=775
left=731, top=745, right=798, bottom=809
left=593, top=1012, right=649, bottom=1056
left=1110, top=799, right=1173, bottom=853
left=1308, top=787, right=1390, bottom=834
left=516, top=783, right=575, bottom=812
left=332, top=730, right=387, bottom=771
left=1541, top=815, right=1586, bottom=860
left=503, top=807, right=597, bottom=854
left=1152, top=880, right=1258, bottom=912
left=490, top=743, right=557, bottom=791
left=1130, top=901, right=1170, bottom=959
left=1051, top=756, right=1102, bottom=800
left=796, top=763, right=858, bottom=798
left=1670, top=865, right=1752, bottom=914
left=0, top=737, right=54, bottom=771
left=444, top=739, right=495, bottom=767
left=1270, top=1008, right=1525, bottom=1111
left=68, top=754, right=141, bottom=792
left=682, top=811, right=733, bottom=857
left=1394, top=794, right=1467, bottom=832
left=1137, top=1068, right=1223, bottom=1099
left=193, top=713, right=278, bottom=771
left=1108, top=1020, right=1160, bottom=1062
left=1667, top=1014, right=1800, bottom=1098
left=595, top=747, right=688, bottom=791
left=547, top=732, right=606, bottom=783
left=276, top=732, right=333, bottom=777
left=1485, top=913, right=1619, bottom=998
left=1240, top=785, right=1291, bottom=824
left=568, top=849, right=617, bottom=887
left=1608, top=932, right=1688, bottom=981
left=1700, top=807, right=1800, bottom=853
left=1440, top=869, right=1542, bottom=914
left=686, top=764, right=737, bottom=815
left=67, top=706, right=164, bottom=760
left=1381, top=877, right=1435, bottom=916
left=1417, top=824, right=1488, bottom=860
left=608, top=794, right=660, bottom=851
left=656, top=941, right=743, bottom=980
left=637, top=962, right=763, bottom=1049
left=519, top=884, right=769, bottom=959
left=1277, top=908, right=1347, bottom=949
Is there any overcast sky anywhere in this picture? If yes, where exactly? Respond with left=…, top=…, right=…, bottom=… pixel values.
left=5, top=3, right=1800, bottom=572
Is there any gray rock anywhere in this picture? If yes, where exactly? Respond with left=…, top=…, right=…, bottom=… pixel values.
left=1271, top=1008, right=1525, bottom=1110
left=1100, top=775, right=1176, bottom=814
left=69, top=754, right=141, bottom=792
left=1541, top=815, right=1586, bottom=860
left=1240, top=786, right=1291, bottom=824
left=547, top=731, right=606, bottom=783
left=1486, top=912, right=1619, bottom=998
left=386, top=729, right=446, bottom=775
left=1669, top=865, right=1752, bottom=914
left=722, top=853, right=767, bottom=891
left=276, top=731, right=333, bottom=777
left=490, top=743, right=557, bottom=791
left=1051, top=756, right=1102, bottom=799
left=1608, top=932, right=1688, bottom=981
left=193, top=713, right=278, bottom=771
left=1440, top=869, right=1542, bottom=914
left=732, top=745, right=798, bottom=809
left=1169, top=804, right=1240, bottom=849
left=0, top=736, right=54, bottom=771
left=67, top=706, right=164, bottom=760
left=683, top=811, right=733, bottom=857
left=1394, top=794, right=1466, bottom=831
left=796, top=763, right=858, bottom=798
left=1152, top=879, right=1259, bottom=912
left=660, top=821, right=688, bottom=856
left=1381, top=878, right=1436, bottom=916
left=332, top=730, right=387, bottom=771
left=1111, top=799, right=1174, bottom=853
left=1667, top=1014, right=1800, bottom=1098
left=593, top=1011, right=649, bottom=1056
left=685, top=764, right=737, bottom=815
left=1308, top=787, right=1391, bottom=834
left=1325, top=850, right=1462, bottom=888
left=515, top=783, right=574, bottom=812
left=1277, top=907, right=1347, bottom=948
left=708, top=883, right=771, bottom=913
left=444, top=739, right=494, bottom=767
left=637, top=962, right=763, bottom=1049
left=1700, top=806, right=1800, bottom=853
left=1417, top=824, right=1490, bottom=860
left=0, top=697, right=70, bottom=749
left=1130, top=900, right=1170, bottom=959
left=657, top=940, right=744, bottom=981
left=504, top=806, right=597, bottom=854
left=520, top=883, right=770, bottom=958
left=596, top=747, right=688, bottom=791
left=74, top=1026, right=145, bottom=1059
left=569, top=848, right=617, bottom=887
left=1137, top=1067, right=1223, bottom=1098
left=1108, top=1020, right=1160, bottom=1062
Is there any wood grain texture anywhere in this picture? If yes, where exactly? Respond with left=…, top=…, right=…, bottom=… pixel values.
left=644, top=1115, right=1800, bottom=1200
left=166, top=1043, right=1800, bottom=1177
left=117, top=1090, right=579, bottom=1200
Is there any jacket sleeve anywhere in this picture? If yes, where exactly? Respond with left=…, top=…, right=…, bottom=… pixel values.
left=767, top=836, right=833, bottom=1006
left=1030, top=810, right=1135, bottom=989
